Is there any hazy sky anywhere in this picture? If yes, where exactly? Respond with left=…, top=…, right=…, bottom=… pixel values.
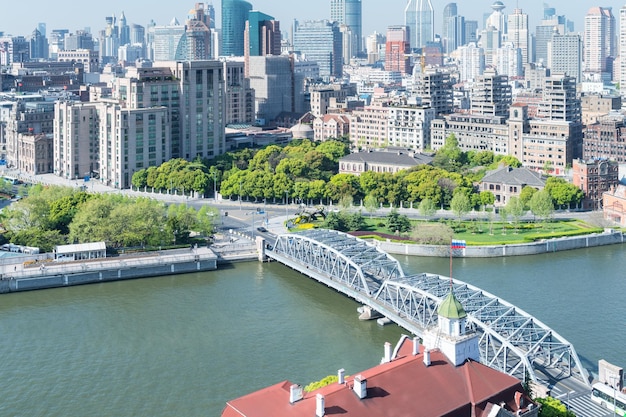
left=1, top=1, right=624, bottom=39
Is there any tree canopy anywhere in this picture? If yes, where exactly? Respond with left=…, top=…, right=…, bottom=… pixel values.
left=1, top=186, right=218, bottom=251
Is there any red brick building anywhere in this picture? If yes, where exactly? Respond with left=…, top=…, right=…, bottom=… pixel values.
left=573, top=159, right=619, bottom=210
left=603, top=185, right=626, bottom=226
left=385, top=26, right=411, bottom=74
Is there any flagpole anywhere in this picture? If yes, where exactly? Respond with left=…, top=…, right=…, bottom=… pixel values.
left=449, top=239, right=453, bottom=291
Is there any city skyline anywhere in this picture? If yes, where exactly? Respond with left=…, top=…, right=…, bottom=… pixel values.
left=1, top=1, right=624, bottom=41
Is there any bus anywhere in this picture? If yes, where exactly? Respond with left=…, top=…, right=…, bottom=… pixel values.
left=591, top=382, right=626, bottom=415
left=3, top=176, right=19, bottom=185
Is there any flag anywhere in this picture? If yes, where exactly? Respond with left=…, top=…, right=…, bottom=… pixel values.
left=451, top=239, right=466, bottom=249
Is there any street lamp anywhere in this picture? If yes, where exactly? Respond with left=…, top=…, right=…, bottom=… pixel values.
left=213, top=171, right=217, bottom=203
left=239, top=180, right=242, bottom=211
left=285, top=190, right=289, bottom=216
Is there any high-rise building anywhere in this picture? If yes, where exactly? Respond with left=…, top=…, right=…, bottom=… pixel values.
left=548, top=33, right=582, bottom=82
left=464, top=20, right=478, bottom=44
left=365, top=31, right=384, bottom=64
left=458, top=42, right=484, bottom=82
left=205, top=3, right=216, bottom=29
left=384, top=26, right=411, bottom=74
left=505, top=8, right=529, bottom=65
left=151, top=19, right=186, bottom=61
left=222, top=60, right=255, bottom=125
left=100, top=15, right=119, bottom=64
left=484, top=1, right=506, bottom=32
left=37, top=23, right=46, bottom=38
left=130, top=24, right=145, bottom=46
left=245, top=11, right=281, bottom=57
left=413, top=69, right=453, bottom=115
left=247, top=55, right=294, bottom=123
left=119, top=11, right=130, bottom=46
left=183, top=4, right=212, bottom=60
left=64, top=30, right=94, bottom=51
left=471, top=68, right=511, bottom=117
left=584, top=6, right=616, bottom=75
left=29, top=28, right=48, bottom=60
left=48, top=29, right=69, bottom=59
left=164, top=60, right=225, bottom=159
left=620, top=5, right=626, bottom=97
left=0, top=36, right=29, bottom=65
left=494, top=42, right=522, bottom=77
left=537, top=72, right=581, bottom=123
left=405, top=0, right=434, bottom=50
left=330, top=0, right=362, bottom=55
left=221, top=0, right=252, bottom=56
left=535, top=14, right=566, bottom=65
left=54, top=101, right=101, bottom=181
left=293, top=20, right=343, bottom=79
left=244, top=11, right=281, bottom=77
left=442, top=3, right=464, bottom=54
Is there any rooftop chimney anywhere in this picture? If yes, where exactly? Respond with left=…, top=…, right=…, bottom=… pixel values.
left=353, top=375, right=367, bottom=399
left=424, top=349, right=431, bottom=367
left=412, top=337, right=420, bottom=356
left=338, top=368, right=345, bottom=385
left=289, top=384, right=303, bottom=404
left=315, top=393, right=325, bottom=417
left=382, top=341, right=392, bottom=363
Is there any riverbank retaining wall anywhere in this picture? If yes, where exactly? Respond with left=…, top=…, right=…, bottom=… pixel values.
left=370, top=229, right=625, bottom=257
left=0, top=248, right=218, bottom=294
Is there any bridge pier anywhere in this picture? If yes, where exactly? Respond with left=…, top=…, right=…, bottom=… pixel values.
left=256, top=236, right=266, bottom=262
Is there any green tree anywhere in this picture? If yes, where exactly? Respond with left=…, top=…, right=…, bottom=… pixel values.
left=506, top=196, right=525, bottom=233
left=491, top=155, right=522, bottom=169
left=339, top=194, right=353, bottom=210
left=469, top=150, right=494, bottom=167
left=519, top=186, right=538, bottom=209
left=326, top=174, right=362, bottom=203
left=248, top=145, right=283, bottom=172
left=10, top=229, right=66, bottom=253
left=363, top=194, right=378, bottom=218
left=418, top=198, right=437, bottom=217
left=322, top=211, right=346, bottom=231
left=498, top=207, right=508, bottom=235
left=386, top=210, right=411, bottom=233
left=345, top=211, right=365, bottom=231
left=529, top=190, right=554, bottom=223
left=411, top=222, right=454, bottom=245
left=450, top=192, right=471, bottom=223
left=535, top=396, right=575, bottom=417
left=307, top=180, right=327, bottom=205
left=48, top=192, right=93, bottom=234
left=304, top=375, right=339, bottom=392
left=315, top=139, right=350, bottom=163
left=479, top=191, right=495, bottom=211
left=544, top=177, right=583, bottom=209
left=196, top=206, right=219, bottom=238
left=433, top=134, right=464, bottom=172
left=132, top=169, right=148, bottom=189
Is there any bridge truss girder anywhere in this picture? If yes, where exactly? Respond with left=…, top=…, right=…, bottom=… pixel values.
left=268, top=230, right=589, bottom=387
left=373, top=273, right=589, bottom=386
left=271, top=230, right=404, bottom=295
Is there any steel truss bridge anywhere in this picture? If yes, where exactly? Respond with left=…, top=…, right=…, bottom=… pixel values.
left=267, top=229, right=590, bottom=389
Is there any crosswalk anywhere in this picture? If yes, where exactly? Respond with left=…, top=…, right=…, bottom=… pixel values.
left=552, top=386, right=613, bottom=417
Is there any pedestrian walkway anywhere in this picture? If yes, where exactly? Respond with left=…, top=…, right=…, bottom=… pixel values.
left=2, top=168, right=194, bottom=204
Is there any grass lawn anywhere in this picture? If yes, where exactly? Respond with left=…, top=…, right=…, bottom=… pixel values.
left=291, top=217, right=605, bottom=246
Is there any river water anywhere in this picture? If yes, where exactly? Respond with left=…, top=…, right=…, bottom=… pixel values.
left=0, top=244, right=623, bottom=417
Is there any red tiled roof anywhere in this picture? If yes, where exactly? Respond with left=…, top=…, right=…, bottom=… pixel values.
left=221, top=336, right=534, bottom=417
